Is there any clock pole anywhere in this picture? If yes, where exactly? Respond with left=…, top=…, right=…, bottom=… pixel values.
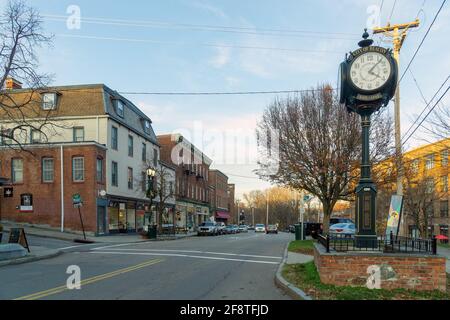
left=373, top=20, right=420, bottom=236
left=340, top=29, right=398, bottom=248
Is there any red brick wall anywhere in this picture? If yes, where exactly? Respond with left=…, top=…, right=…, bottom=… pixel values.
left=314, top=244, right=447, bottom=292
left=0, top=144, right=106, bottom=233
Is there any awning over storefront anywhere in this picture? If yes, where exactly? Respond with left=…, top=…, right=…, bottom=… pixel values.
left=216, top=211, right=230, bottom=219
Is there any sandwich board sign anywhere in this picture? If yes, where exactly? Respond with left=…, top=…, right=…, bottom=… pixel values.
left=8, top=228, right=30, bottom=252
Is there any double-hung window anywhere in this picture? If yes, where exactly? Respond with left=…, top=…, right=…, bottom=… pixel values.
left=72, top=157, right=85, bottom=182
left=111, top=126, right=118, bottom=150
left=42, top=158, right=54, bottom=182
left=12, top=158, right=23, bottom=183
left=73, top=127, right=85, bottom=142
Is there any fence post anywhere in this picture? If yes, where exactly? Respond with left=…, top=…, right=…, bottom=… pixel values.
left=326, top=234, right=330, bottom=253
left=432, top=236, right=437, bottom=255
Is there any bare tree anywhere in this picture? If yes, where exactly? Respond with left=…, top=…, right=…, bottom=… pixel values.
left=426, top=104, right=450, bottom=140
left=0, top=0, right=53, bottom=149
left=402, top=161, right=448, bottom=238
left=256, top=85, right=394, bottom=233
left=137, top=162, right=175, bottom=234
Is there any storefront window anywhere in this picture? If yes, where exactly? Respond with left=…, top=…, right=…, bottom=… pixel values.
left=127, top=202, right=136, bottom=231
left=119, top=203, right=127, bottom=232
left=108, top=206, right=119, bottom=232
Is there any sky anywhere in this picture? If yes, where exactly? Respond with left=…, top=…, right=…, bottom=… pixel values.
left=2, top=0, right=449, bottom=199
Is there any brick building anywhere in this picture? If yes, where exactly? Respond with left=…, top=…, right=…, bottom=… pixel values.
left=227, top=184, right=236, bottom=223
left=208, top=170, right=230, bottom=223
left=0, top=143, right=106, bottom=233
left=0, top=81, right=164, bottom=235
left=158, top=133, right=212, bottom=231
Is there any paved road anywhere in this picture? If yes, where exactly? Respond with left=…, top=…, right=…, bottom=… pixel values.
left=0, top=231, right=293, bottom=300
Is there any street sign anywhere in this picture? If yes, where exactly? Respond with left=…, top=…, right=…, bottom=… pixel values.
left=3, top=187, right=13, bottom=198
left=72, top=193, right=83, bottom=207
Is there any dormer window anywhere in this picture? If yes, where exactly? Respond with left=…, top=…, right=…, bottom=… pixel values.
left=143, top=120, right=151, bottom=134
left=116, top=100, right=125, bottom=118
left=42, top=93, right=57, bottom=110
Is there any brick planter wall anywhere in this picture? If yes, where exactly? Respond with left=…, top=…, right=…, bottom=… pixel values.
left=314, top=243, right=447, bottom=292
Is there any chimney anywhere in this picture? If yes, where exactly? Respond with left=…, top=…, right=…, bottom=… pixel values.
left=5, top=77, right=22, bottom=90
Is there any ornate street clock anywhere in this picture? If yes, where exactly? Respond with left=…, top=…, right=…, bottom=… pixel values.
left=339, top=29, right=398, bottom=114
left=339, top=29, right=399, bottom=248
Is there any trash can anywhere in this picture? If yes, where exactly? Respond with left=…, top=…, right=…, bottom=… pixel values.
left=148, top=225, right=157, bottom=239
left=295, top=224, right=305, bottom=241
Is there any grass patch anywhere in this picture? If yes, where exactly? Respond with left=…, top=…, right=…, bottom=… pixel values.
left=437, top=242, right=450, bottom=249
left=282, top=262, right=450, bottom=300
left=288, top=240, right=315, bottom=255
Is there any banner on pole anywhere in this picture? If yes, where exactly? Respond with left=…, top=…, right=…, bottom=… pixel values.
left=385, top=195, right=403, bottom=239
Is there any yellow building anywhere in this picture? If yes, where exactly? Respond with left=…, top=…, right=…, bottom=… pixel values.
left=378, top=138, right=449, bottom=237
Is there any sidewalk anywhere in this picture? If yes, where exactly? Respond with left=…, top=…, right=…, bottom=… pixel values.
left=1, top=221, right=197, bottom=244
left=0, top=245, right=62, bottom=267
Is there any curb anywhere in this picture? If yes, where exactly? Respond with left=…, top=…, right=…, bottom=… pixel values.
left=3, top=229, right=197, bottom=244
left=0, top=249, right=63, bottom=268
left=274, top=245, right=313, bottom=301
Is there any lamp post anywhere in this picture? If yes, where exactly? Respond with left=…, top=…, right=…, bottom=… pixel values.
left=146, top=167, right=156, bottom=226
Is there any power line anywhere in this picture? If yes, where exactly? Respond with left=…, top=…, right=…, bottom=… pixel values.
left=56, top=34, right=346, bottom=54
left=45, top=15, right=359, bottom=41
left=399, top=0, right=447, bottom=84
left=401, top=74, right=450, bottom=141
left=118, top=88, right=337, bottom=96
left=388, top=0, right=398, bottom=23
left=402, top=83, right=450, bottom=146
left=409, top=68, right=428, bottom=105
left=44, top=14, right=359, bottom=37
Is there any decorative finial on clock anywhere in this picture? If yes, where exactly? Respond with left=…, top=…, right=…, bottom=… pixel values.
left=358, top=28, right=374, bottom=48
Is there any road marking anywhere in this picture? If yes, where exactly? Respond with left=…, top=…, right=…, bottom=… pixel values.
left=91, top=251, right=280, bottom=265
left=13, top=259, right=163, bottom=300
left=91, top=243, right=141, bottom=251
left=95, top=248, right=281, bottom=260
left=57, top=243, right=102, bottom=251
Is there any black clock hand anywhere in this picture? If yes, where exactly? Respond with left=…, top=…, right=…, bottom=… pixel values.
left=369, top=59, right=383, bottom=74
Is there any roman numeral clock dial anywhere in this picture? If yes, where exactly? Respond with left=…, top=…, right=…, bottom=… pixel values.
left=350, top=52, right=391, bottom=92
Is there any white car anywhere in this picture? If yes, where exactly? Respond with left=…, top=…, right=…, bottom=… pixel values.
left=238, top=225, right=248, bottom=233
left=329, top=223, right=356, bottom=238
left=255, top=224, right=266, bottom=233
left=197, top=222, right=219, bottom=236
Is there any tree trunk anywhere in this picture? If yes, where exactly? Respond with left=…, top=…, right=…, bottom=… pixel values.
left=322, top=201, right=333, bottom=234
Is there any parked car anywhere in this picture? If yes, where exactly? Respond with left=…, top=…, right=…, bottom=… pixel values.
left=288, top=225, right=295, bottom=233
left=330, top=218, right=354, bottom=226
left=255, top=224, right=266, bottom=233
left=329, top=223, right=356, bottom=237
left=232, top=225, right=240, bottom=233
left=247, top=225, right=255, bottom=231
left=224, top=225, right=236, bottom=234
left=197, top=222, right=219, bottom=236
left=266, top=224, right=278, bottom=234
left=238, top=225, right=248, bottom=233
left=216, top=222, right=226, bottom=235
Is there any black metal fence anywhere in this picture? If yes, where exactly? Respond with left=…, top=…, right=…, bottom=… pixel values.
left=317, top=232, right=437, bottom=255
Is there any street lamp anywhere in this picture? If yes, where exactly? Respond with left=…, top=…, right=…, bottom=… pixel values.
left=146, top=167, right=157, bottom=225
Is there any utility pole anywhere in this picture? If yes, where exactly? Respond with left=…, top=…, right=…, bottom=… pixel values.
left=266, top=190, right=269, bottom=226
left=236, top=199, right=240, bottom=225
left=251, top=207, right=255, bottom=227
left=373, top=19, right=420, bottom=236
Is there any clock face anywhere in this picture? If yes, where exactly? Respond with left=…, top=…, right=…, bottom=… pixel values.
left=349, top=52, right=391, bottom=91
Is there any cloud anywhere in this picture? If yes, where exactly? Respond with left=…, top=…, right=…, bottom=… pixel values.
left=209, top=46, right=231, bottom=68
left=189, top=0, right=228, bottom=19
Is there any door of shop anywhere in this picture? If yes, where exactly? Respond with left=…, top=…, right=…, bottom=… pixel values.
left=97, top=206, right=106, bottom=235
